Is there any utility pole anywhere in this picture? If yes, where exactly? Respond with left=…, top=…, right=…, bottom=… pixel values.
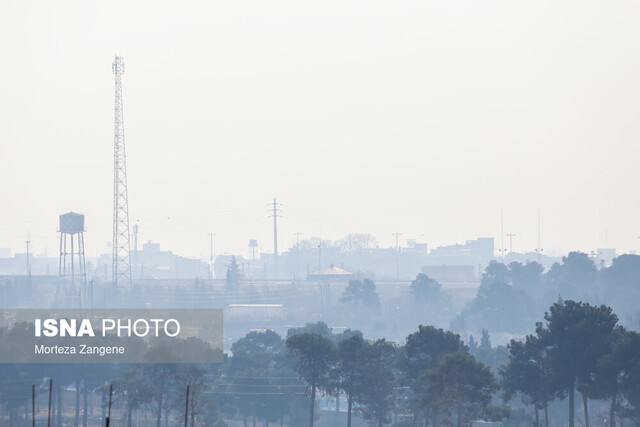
left=106, top=383, right=113, bottom=427
left=184, top=385, right=190, bottom=427
left=47, top=379, right=52, bottom=427
left=32, top=384, right=35, bottom=427
left=269, top=198, right=282, bottom=279
left=392, top=232, right=402, bottom=251
left=25, top=240, right=31, bottom=277
left=506, top=233, right=516, bottom=253
left=133, top=222, right=138, bottom=253
left=500, top=212, right=505, bottom=261
left=535, top=209, right=543, bottom=263
left=208, top=232, right=216, bottom=279
left=111, top=55, right=132, bottom=287
left=294, top=232, right=302, bottom=279
left=132, top=222, right=138, bottom=279
left=392, top=232, right=402, bottom=280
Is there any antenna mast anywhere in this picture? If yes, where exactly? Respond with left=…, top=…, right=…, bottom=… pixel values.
left=112, top=55, right=132, bottom=287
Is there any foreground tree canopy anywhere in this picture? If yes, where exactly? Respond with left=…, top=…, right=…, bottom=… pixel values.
left=1, top=300, right=640, bottom=426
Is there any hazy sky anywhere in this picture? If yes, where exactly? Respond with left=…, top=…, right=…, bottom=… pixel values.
left=1, top=1, right=640, bottom=259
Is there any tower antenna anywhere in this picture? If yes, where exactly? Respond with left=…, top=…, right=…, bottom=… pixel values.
left=112, top=55, right=132, bottom=287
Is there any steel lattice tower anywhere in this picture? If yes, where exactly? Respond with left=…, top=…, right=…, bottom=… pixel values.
left=112, top=55, right=132, bottom=286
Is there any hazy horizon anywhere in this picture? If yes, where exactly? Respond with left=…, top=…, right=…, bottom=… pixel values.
left=2, top=1, right=640, bottom=259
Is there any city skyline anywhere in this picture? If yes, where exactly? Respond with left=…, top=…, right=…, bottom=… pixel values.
left=0, top=205, right=630, bottom=261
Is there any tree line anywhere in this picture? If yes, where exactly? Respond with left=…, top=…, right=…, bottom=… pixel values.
left=2, top=300, right=635, bottom=426
left=446, top=253, right=640, bottom=336
left=1, top=303, right=639, bottom=425
left=501, top=300, right=640, bottom=427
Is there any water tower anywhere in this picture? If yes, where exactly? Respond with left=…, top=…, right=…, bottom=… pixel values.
left=59, top=212, right=87, bottom=291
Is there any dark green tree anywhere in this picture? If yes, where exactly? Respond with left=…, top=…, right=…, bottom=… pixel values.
left=536, top=300, right=618, bottom=427
left=226, top=330, right=294, bottom=426
left=340, top=278, right=380, bottom=309
left=619, top=334, right=640, bottom=424
left=482, top=261, right=511, bottom=285
left=286, top=321, right=333, bottom=340
left=423, top=352, right=507, bottom=427
left=232, top=329, right=285, bottom=361
left=226, top=256, right=241, bottom=289
left=600, top=254, right=640, bottom=290
left=471, top=330, right=509, bottom=374
left=600, top=254, right=640, bottom=315
left=453, top=281, right=534, bottom=333
left=143, top=364, right=177, bottom=427
left=501, top=335, right=553, bottom=427
left=174, top=364, right=210, bottom=427
left=113, top=365, right=154, bottom=427
left=332, top=328, right=363, bottom=345
left=286, top=333, right=336, bottom=427
left=468, top=335, right=478, bottom=354
left=594, top=327, right=640, bottom=426
left=358, top=339, right=398, bottom=427
left=544, top=252, right=598, bottom=299
left=410, top=273, right=441, bottom=300
left=479, top=329, right=491, bottom=354
left=508, top=261, right=544, bottom=292
left=333, top=334, right=367, bottom=427
left=402, top=325, right=467, bottom=425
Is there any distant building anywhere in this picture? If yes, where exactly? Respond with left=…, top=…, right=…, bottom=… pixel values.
left=307, top=265, right=353, bottom=281
left=260, top=237, right=497, bottom=281
left=596, top=248, right=616, bottom=268
left=131, top=241, right=209, bottom=279
left=0, top=253, right=57, bottom=276
left=421, top=238, right=496, bottom=280
left=429, top=237, right=494, bottom=259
